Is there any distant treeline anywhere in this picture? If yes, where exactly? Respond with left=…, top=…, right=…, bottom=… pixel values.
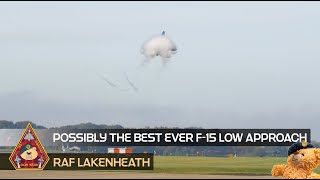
left=0, top=120, right=123, bottom=129
left=0, top=120, right=318, bottom=157
left=0, top=120, right=46, bottom=129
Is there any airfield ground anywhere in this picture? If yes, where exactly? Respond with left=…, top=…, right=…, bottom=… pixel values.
left=2, top=156, right=319, bottom=179
left=0, top=171, right=277, bottom=179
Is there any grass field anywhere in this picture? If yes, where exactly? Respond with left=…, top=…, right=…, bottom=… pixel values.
left=149, top=156, right=320, bottom=175
left=2, top=156, right=320, bottom=178
left=2, top=150, right=320, bottom=176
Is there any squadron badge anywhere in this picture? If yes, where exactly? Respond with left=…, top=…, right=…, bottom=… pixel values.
left=9, top=123, right=49, bottom=170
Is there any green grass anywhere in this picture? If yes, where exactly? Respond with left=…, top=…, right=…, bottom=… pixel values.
left=146, top=156, right=320, bottom=175
left=3, top=147, right=320, bottom=175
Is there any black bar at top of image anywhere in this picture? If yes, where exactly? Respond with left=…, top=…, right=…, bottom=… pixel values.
left=49, top=129, right=311, bottom=146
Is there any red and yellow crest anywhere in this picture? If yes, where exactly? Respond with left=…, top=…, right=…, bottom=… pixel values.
left=9, top=123, right=49, bottom=170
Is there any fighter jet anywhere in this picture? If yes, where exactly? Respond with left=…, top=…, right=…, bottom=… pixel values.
left=14, top=155, right=21, bottom=168
left=141, top=30, right=177, bottom=60
left=24, top=130, right=35, bottom=141
left=159, top=31, right=177, bottom=55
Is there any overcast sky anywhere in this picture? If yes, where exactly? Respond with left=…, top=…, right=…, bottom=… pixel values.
left=1, top=1, right=320, bottom=140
